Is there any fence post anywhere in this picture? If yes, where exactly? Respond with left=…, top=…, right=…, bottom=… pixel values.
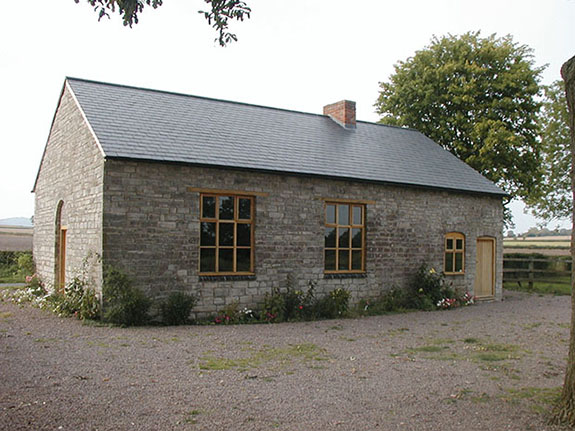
left=528, top=257, right=534, bottom=289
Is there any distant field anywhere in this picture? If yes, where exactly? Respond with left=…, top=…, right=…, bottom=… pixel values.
left=503, top=240, right=570, bottom=248
left=503, top=236, right=570, bottom=256
left=512, top=235, right=570, bottom=241
left=0, top=226, right=32, bottom=251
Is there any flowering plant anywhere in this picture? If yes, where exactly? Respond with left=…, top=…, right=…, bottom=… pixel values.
left=460, top=292, right=475, bottom=306
left=436, top=297, right=457, bottom=309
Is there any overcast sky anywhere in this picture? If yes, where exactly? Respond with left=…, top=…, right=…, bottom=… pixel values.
left=1, top=0, right=574, bottom=233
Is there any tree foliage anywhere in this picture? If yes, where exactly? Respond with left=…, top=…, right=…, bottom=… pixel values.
left=550, top=54, right=575, bottom=428
left=375, top=32, right=544, bottom=220
left=75, top=0, right=251, bottom=46
left=524, top=81, right=571, bottom=220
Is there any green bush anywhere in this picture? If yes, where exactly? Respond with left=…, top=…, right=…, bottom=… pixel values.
left=0, top=251, right=32, bottom=283
left=160, top=292, right=197, bottom=325
left=0, top=251, right=20, bottom=267
left=405, top=265, right=451, bottom=311
left=314, top=288, right=351, bottom=319
left=261, top=287, right=285, bottom=322
left=17, top=253, right=35, bottom=277
left=78, top=287, right=100, bottom=320
left=49, top=276, right=101, bottom=320
left=102, top=267, right=150, bottom=326
left=260, top=282, right=350, bottom=322
left=358, top=286, right=408, bottom=315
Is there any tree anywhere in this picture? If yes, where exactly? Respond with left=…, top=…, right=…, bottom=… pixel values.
left=524, top=81, right=571, bottom=221
left=551, top=54, right=575, bottom=427
left=75, top=0, right=251, bottom=46
left=375, top=32, right=544, bottom=223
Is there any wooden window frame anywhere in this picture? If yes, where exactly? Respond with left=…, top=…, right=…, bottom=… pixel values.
left=199, top=193, right=255, bottom=276
left=444, top=232, right=465, bottom=275
left=324, top=201, right=366, bottom=274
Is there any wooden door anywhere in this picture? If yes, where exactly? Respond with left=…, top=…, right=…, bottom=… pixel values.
left=58, top=228, right=67, bottom=292
left=474, top=237, right=495, bottom=298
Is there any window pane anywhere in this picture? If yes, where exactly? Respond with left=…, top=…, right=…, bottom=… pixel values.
left=202, top=196, right=216, bottom=218
left=338, top=228, right=350, bottom=248
left=456, top=239, right=463, bottom=250
left=352, top=228, right=362, bottom=248
left=219, top=249, right=234, bottom=272
left=446, top=238, right=454, bottom=250
left=219, top=223, right=234, bottom=246
left=237, top=223, right=251, bottom=246
left=338, top=204, right=349, bottom=225
left=219, top=196, right=234, bottom=220
left=237, top=249, right=251, bottom=272
left=352, top=206, right=362, bottom=225
left=326, top=204, right=336, bottom=224
left=325, top=250, right=336, bottom=270
left=325, top=227, right=336, bottom=248
left=338, top=250, right=349, bottom=271
left=352, top=250, right=362, bottom=270
left=200, top=222, right=216, bottom=246
left=445, top=252, right=454, bottom=272
left=200, top=248, right=216, bottom=272
left=238, top=198, right=251, bottom=220
left=455, top=252, right=463, bottom=272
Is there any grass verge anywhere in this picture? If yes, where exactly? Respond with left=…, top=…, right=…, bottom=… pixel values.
left=504, top=277, right=571, bottom=296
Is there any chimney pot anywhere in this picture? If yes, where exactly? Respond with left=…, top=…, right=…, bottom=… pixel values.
left=323, top=100, right=356, bottom=129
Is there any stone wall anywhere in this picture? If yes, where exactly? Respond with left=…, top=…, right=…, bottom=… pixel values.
left=33, top=85, right=104, bottom=290
left=102, top=160, right=503, bottom=315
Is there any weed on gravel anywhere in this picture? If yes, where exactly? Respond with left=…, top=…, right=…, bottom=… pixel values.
left=198, top=343, right=329, bottom=372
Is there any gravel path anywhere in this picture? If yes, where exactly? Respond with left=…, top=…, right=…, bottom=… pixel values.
left=0, top=291, right=572, bottom=431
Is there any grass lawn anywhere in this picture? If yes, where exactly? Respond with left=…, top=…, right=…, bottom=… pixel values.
left=504, top=276, right=571, bottom=296
left=0, top=266, right=25, bottom=284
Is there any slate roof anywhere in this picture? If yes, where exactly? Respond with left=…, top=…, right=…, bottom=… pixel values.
left=66, top=77, right=505, bottom=197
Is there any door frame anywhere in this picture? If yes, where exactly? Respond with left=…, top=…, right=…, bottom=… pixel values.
left=475, top=236, right=495, bottom=299
left=58, top=227, right=67, bottom=292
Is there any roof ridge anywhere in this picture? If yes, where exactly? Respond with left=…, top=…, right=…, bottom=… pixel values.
left=66, top=76, right=331, bottom=121
left=66, top=76, right=417, bottom=131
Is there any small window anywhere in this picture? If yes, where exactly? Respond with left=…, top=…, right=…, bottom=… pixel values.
left=199, top=194, right=254, bottom=275
left=325, top=202, right=365, bottom=273
left=444, top=232, right=464, bottom=274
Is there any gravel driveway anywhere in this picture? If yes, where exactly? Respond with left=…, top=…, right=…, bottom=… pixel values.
left=0, top=291, right=571, bottom=431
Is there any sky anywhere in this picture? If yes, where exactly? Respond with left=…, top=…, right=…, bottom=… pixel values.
left=1, top=0, right=574, bottom=233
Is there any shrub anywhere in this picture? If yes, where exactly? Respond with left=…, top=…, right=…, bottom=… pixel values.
left=102, top=267, right=150, bottom=326
left=260, top=282, right=350, bottom=322
left=25, top=274, right=45, bottom=297
left=49, top=276, right=101, bottom=320
left=0, top=251, right=32, bottom=283
left=214, top=301, right=240, bottom=324
left=358, top=286, right=408, bottom=315
left=314, top=288, right=351, bottom=319
left=260, top=279, right=318, bottom=322
left=405, top=265, right=451, bottom=311
left=51, top=276, right=85, bottom=316
left=160, top=292, right=197, bottom=325
left=17, top=253, right=35, bottom=277
left=78, top=287, right=100, bottom=320
left=261, top=288, right=285, bottom=322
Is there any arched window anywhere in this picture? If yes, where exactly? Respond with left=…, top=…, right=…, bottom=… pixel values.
left=444, top=232, right=464, bottom=274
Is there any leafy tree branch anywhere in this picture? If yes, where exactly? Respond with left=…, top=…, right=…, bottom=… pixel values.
left=74, top=0, right=251, bottom=46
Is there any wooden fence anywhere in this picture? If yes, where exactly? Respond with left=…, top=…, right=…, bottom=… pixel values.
left=503, top=255, right=571, bottom=288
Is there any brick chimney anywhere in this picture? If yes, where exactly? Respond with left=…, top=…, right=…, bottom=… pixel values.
left=323, top=100, right=356, bottom=129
